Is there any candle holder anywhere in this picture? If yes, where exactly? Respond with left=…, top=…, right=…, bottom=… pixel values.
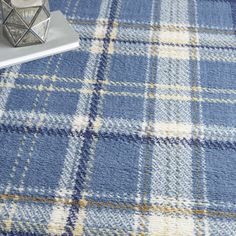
left=0, top=0, right=50, bottom=47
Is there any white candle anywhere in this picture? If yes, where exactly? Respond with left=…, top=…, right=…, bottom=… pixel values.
left=11, top=0, right=44, bottom=8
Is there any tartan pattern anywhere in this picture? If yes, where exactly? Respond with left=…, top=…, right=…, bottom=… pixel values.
left=0, top=0, right=236, bottom=235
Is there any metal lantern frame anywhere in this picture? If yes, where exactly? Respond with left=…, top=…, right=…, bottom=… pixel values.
left=1, top=0, right=50, bottom=47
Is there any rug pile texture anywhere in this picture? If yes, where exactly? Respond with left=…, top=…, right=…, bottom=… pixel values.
left=0, top=0, right=236, bottom=235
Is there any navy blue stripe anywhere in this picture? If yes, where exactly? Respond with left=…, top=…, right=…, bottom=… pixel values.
left=71, top=18, right=236, bottom=35
left=80, top=36, right=236, bottom=51
left=188, top=0, right=207, bottom=230
left=0, top=68, right=6, bottom=76
left=230, top=1, right=236, bottom=28
left=0, top=123, right=236, bottom=152
left=65, top=0, right=119, bottom=234
left=0, top=231, right=44, bottom=236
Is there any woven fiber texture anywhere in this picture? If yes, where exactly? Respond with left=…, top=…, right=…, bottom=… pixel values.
left=0, top=0, right=236, bottom=235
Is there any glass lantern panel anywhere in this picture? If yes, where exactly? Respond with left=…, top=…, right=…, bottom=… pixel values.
left=18, top=31, right=41, bottom=46
left=31, top=18, right=49, bottom=40
left=44, top=0, right=50, bottom=12
left=15, top=7, right=39, bottom=25
left=2, top=0, right=12, bottom=21
left=3, top=25, right=14, bottom=45
left=6, top=24, right=27, bottom=43
left=6, top=11, right=25, bottom=26
left=32, top=7, right=48, bottom=26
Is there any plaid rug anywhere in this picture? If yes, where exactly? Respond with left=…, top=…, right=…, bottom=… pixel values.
left=0, top=0, right=236, bottom=235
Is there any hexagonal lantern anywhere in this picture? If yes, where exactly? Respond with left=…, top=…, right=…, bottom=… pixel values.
left=1, top=0, right=50, bottom=47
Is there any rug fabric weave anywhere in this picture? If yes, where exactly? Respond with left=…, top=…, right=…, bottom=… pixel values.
left=0, top=0, right=236, bottom=235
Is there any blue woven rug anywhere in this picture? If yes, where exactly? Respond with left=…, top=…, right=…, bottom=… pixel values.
left=0, top=0, right=236, bottom=235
